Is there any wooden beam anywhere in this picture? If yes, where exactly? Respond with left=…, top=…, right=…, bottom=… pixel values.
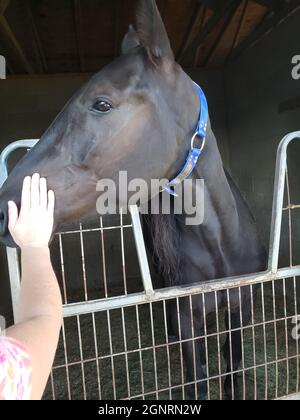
left=73, top=0, right=85, bottom=72
left=26, top=1, right=48, bottom=73
left=176, top=3, right=203, bottom=62
left=229, top=0, right=300, bottom=61
left=226, top=0, right=249, bottom=62
left=0, top=14, right=34, bottom=74
left=204, top=0, right=241, bottom=67
left=0, top=0, right=10, bottom=16
left=179, top=0, right=240, bottom=67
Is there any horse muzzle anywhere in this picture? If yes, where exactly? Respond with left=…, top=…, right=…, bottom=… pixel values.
left=0, top=201, right=17, bottom=248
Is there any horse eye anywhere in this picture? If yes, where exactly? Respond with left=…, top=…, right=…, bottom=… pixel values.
left=92, top=100, right=112, bottom=114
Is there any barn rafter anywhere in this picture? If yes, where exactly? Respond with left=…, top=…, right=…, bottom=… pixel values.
left=0, top=0, right=298, bottom=75
left=229, top=0, right=300, bottom=61
left=0, top=0, right=34, bottom=74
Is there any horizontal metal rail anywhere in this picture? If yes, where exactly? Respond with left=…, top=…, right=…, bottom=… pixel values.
left=277, top=392, right=300, bottom=400
left=62, top=265, right=300, bottom=317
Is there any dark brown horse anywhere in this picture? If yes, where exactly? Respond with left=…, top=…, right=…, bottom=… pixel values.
left=0, top=0, right=266, bottom=399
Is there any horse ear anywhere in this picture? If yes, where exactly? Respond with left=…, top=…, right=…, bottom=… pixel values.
left=121, top=25, right=141, bottom=55
left=136, top=0, right=174, bottom=65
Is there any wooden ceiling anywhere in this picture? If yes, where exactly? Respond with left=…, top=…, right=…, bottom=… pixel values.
left=0, top=0, right=299, bottom=75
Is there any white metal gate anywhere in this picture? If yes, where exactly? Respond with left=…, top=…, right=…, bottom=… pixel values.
left=1, top=132, right=300, bottom=400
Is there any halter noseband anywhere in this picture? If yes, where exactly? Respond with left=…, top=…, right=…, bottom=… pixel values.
left=163, top=82, right=208, bottom=197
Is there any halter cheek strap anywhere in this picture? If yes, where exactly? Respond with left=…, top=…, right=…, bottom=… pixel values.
left=163, top=82, right=208, bottom=197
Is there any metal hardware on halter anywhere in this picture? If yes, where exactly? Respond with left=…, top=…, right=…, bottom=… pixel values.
left=191, top=131, right=206, bottom=152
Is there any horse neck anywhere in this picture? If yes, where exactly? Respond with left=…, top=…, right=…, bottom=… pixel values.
left=186, top=125, right=240, bottom=244
left=176, top=125, right=265, bottom=281
left=169, top=75, right=241, bottom=241
left=144, top=126, right=244, bottom=285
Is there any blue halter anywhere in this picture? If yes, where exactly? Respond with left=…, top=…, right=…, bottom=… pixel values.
left=163, top=82, right=208, bottom=197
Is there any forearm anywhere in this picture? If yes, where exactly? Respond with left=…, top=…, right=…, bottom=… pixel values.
left=5, top=246, right=63, bottom=399
left=16, top=247, right=62, bottom=324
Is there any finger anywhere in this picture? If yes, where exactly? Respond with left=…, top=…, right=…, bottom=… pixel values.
left=30, top=173, right=40, bottom=208
left=47, top=190, right=55, bottom=217
left=8, top=201, right=18, bottom=233
left=39, top=177, right=47, bottom=209
left=20, top=176, right=31, bottom=214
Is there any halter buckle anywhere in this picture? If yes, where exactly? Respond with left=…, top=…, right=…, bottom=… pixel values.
left=191, top=132, right=206, bottom=152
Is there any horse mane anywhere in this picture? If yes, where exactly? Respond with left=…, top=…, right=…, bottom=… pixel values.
left=143, top=212, right=182, bottom=287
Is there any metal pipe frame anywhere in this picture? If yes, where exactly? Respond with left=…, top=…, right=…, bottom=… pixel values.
left=0, top=139, right=38, bottom=318
left=1, top=133, right=299, bottom=314
left=1, top=132, right=300, bottom=400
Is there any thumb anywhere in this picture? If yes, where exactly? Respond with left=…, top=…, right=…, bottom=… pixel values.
left=8, top=201, right=19, bottom=233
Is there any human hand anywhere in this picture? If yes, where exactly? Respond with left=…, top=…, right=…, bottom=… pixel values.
left=8, top=173, right=55, bottom=249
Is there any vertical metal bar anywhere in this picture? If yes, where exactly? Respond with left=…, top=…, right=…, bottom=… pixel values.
left=250, top=284, right=257, bottom=400
left=226, top=289, right=234, bottom=400
left=6, top=247, right=21, bottom=320
left=76, top=315, right=87, bottom=400
left=130, top=206, right=154, bottom=297
left=272, top=279, right=279, bottom=399
left=293, top=276, right=299, bottom=393
left=107, top=310, right=117, bottom=399
left=135, top=305, right=145, bottom=399
left=176, top=297, right=185, bottom=399
left=214, top=291, right=223, bottom=400
left=268, top=137, right=287, bottom=272
left=91, top=312, right=102, bottom=400
left=0, top=140, right=39, bottom=320
left=79, top=223, right=88, bottom=301
left=61, top=320, right=71, bottom=400
left=149, top=302, right=159, bottom=398
left=282, top=278, right=289, bottom=396
left=120, top=209, right=128, bottom=295
left=285, top=168, right=293, bottom=267
left=100, top=216, right=108, bottom=298
left=58, top=234, right=68, bottom=304
left=163, top=300, right=172, bottom=399
left=189, top=295, right=198, bottom=399
left=268, top=132, right=300, bottom=273
left=261, top=282, right=268, bottom=400
left=49, top=371, right=56, bottom=400
left=285, top=167, right=294, bottom=393
left=121, top=307, right=131, bottom=399
left=238, top=287, right=246, bottom=400
left=202, top=293, right=210, bottom=399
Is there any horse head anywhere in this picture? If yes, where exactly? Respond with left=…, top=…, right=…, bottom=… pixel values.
left=0, top=0, right=200, bottom=247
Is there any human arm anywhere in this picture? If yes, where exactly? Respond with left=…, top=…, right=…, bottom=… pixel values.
left=4, top=173, right=62, bottom=400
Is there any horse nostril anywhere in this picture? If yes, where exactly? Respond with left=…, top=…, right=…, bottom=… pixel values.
left=0, top=208, right=7, bottom=236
